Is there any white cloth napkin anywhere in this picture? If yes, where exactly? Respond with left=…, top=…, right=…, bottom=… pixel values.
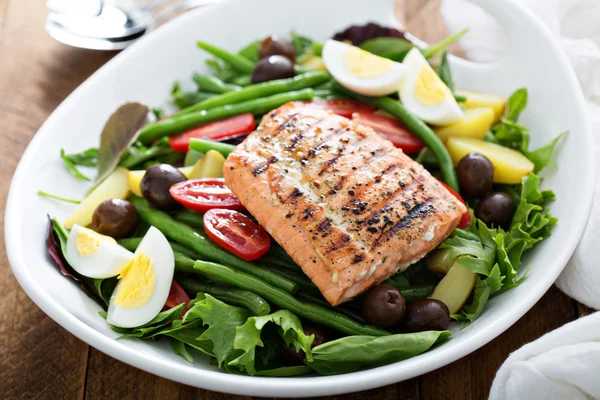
left=441, top=0, right=600, bottom=399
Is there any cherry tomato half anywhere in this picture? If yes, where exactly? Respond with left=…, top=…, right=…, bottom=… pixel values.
left=168, top=113, right=255, bottom=152
left=301, top=99, right=375, bottom=118
left=352, top=112, right=425, bottom=154
left=203, top=209, right=271, bottom=261
left=169, top=178, right=245, bottom=213
left=438, top=180, right=471, bottom=229
left=163, top=280, right=191, bottom=311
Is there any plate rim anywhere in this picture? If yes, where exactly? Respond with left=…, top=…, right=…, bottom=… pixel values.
left=5, top=0, right=596, bottom=396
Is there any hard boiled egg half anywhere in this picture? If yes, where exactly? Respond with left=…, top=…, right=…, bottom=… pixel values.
left=66, top=224, right=134, bottom=279
left=322, top=39, right=406, bottom=96
left=399, top=48, right=463, bottom=125
left=107, top=226, right=175, bottom=328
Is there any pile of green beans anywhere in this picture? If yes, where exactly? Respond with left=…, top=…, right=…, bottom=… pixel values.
left=178, top=276, right=270, bottom=316
left=137, top=88, right=314, bottom=144
left=130, top=196, right=298, bottom=294
left=193, top=260, right=389, bottom=337
left=177, top=72, right=329, bottom=116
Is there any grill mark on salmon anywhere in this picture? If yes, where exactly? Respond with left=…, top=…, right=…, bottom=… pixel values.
left=223, top=103, right=466, bottom=306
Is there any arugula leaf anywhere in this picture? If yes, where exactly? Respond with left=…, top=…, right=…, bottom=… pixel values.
left=453, top=264, right=503, bottom=326
left=92, top=277, right=117, bottom=307
left=307, top=331, right=451, bottom=375
left=238, top=39, right=260, bottom=62
left=492, top=119, right=530, bottom=153
left=359, top=37, right=413, bottom=60
left=152, top=108, right=165, bottom=120
left=183, top=294, right=248, bottom=371
left=110, top=304, right=186, bottom=338
left=506, top=88, right=528, bottom=122
left=229, top=310, right=314, bottom=375
left=63, top=148, right=99, bottom=167
left=165, top=321, right=213, bottom=360
left=528, top=131, right=568, bottom=173
left=290, top=32, right=314, bottom=59
left=60, top=149, right=91, bottom=181
left=205, top=58, right=242, bottom=83
left=118, top=138, right=173, bottom=169
left=37, top=190, right=81, bottom=204
left=170, top=337, right=194, bottom=363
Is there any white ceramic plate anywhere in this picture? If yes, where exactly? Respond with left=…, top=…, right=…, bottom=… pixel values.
left=5, top=0, right=595, bottom=397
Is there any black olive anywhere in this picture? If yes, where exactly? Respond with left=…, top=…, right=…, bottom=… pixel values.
left=91, top=199, right=139, bottom=239
left=140, top=164, right=187, bottom=210
left=401, top=299, right=450, bottom=333
left=457, top=153, right=494, bottom=198
left=361, top=284, right=406, bottom=329
left=280, top=326, right=328, bottom=365
left=258, top=35, right=296, bottom=61
left=251, top=55, right=295, bottom=84
left=475, top=192, right=516, bottom=229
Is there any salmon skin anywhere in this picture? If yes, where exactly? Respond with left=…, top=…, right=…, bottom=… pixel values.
left=224, top=103, right=466, bottom=306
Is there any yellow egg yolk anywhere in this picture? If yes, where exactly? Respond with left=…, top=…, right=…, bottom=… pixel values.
left=113, top=252, right=156, bottom=309
left=75, top=228, right=114, bottom=256
left=345, top=46, right=393, bottom=78
left=415, top=66, right=450, bottom=105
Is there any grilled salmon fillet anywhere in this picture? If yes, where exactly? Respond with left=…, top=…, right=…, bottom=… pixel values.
left=223, top=103, right=466, bottom=306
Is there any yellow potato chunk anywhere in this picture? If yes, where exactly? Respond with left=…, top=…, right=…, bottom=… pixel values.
left=435, top=107, right=495, bottom=142
left=65, top=168, right=130, bottom=228
left=456, top=90, right=507, bottom=122
left=447, top=137, right=534, bottom=184
left=188, top=150, right=225, bottom=179
left=430, top=262, right=476, bottom=314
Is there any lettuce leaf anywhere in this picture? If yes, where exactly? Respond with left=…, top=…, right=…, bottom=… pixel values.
left=230, top=310, right=314, bottom=375
left=527, top=131, right=568, bottom=173
left=452, top=264, right=503, bottom=325
left=183, top=294, right=249, bottom=372
left=110, top=304, right=186, bottom=338
left=307, top=331, right=451, bottom=375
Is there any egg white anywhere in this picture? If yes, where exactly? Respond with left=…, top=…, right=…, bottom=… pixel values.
left=66, top=224, right=134, bottom=279
left=399, top=48, right=463, bottom=126
left=322, top=39, right=406, bottom=97
left=107, top=226, right=175, bottom=328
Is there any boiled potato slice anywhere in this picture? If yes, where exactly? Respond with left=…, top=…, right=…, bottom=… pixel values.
left=65, top=167, right=130, bottom=228
left=435, top=107, right=495, bottom=142
left=128, top=166, right=194, bottom=197
left=299, top=55, right=328, bottom=71
left=430, top=262, right=476, bottom=314
left=456, top=90, right=507, bottom=122
left=188, top=150, right=225, bottom=179
left=425, top=248, right=455, bottom=275
left=447, top=137, right=534, bottom=184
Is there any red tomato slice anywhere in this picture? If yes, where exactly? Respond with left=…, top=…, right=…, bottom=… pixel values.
left=168, top=113, right=255, bottom=152
left=352, top=112, right=425, bottom=154
left=203, top=209, right=271, bottom=261
left=438, top=180, right=471, bottom=229
left=169, top=178, right=245, bottom=213
left=301, top=99, right=375, bottom=118
left=163, top=280, right=191, bottom=311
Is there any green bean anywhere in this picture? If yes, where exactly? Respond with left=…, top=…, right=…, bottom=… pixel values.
left=232, top=75, right=252, bottom=86
left=177, top=72, right=328, bottom=116
left=137, top=89, right=314, bottom=144
left=341, top=91, right=460, bottom=192
left=193, top=75, right=242, bottom=94
left=173, top=91, right=216, bottom=109
left=173, top=209, right=205, bottom=230
left=312, top=42, right=323, bottom=56
left=314, top=89, right=344, bottom=99
left=400, top=284, right=437, bottom=303
left=193, top=260, right=388, bottom=336
left=177, top=276, right=270, bottom=316
left=189, top=139, right=235, bottom=157
left=296, top=293, right=365, bottom=324
left=197, top=40, right=255, bottom=73
left=130, top=196, right=298, bottom=293
left=262, top=265, right=320, bottom=295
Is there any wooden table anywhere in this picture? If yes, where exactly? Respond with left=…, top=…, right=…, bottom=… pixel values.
left=0, top=0, right=593, bottom=398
